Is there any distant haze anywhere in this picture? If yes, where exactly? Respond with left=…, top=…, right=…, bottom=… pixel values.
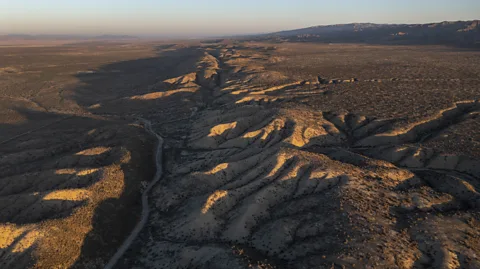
left=2, top=0, right=480, bottom=37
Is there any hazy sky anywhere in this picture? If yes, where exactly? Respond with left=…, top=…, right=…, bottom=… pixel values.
left=1, top=0, right=479, bottom=37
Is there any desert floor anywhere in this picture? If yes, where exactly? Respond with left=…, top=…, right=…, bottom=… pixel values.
left=0, top=41, right=479, bottom=269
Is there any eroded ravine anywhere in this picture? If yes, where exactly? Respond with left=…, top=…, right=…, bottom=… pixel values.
left=0, top=115, right=156, bottom=269
left=115, top=44, right=479, bottom=269
left=104, top=118, right=164, bottom=269
left=2, top=43, right=477, bottom=269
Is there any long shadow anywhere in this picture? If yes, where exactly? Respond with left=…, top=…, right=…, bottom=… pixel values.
left=0, top=108, right=157, bottom=268
left=73, top=46, right=203, bottom=109
left=71, top=45, right=211, bottom=268
left=0, top=45, right=216, bottom=268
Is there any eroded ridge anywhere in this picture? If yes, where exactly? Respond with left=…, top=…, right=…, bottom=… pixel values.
left=119, top=44, right=479, bottom=269
left=3, top=43, right=477, bottom=268
left=0, top=118, right=154, bottom=269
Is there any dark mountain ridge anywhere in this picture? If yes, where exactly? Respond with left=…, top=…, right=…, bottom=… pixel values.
left=257, top=20, right=480, bottom=48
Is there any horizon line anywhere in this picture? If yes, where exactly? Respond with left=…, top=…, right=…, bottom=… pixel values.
left=1, top=19, right=479, bottom=39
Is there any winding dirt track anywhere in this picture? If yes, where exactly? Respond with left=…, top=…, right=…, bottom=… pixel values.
left=104, top=118, right=164, bottom=269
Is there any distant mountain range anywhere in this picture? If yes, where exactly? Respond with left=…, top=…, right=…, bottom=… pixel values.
left=255, top=20, right=480, bottom=48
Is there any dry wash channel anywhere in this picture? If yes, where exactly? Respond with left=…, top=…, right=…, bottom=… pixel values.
left=116, top=44, right=480, bottom=269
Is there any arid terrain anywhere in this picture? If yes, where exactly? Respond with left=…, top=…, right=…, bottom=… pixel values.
left=255, top=21, right=480, bottom=48
left=0, top=40, right=479, bottom=269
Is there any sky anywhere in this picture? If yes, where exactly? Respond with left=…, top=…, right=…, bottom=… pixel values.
left=1, top=0, right=480, bottom=37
